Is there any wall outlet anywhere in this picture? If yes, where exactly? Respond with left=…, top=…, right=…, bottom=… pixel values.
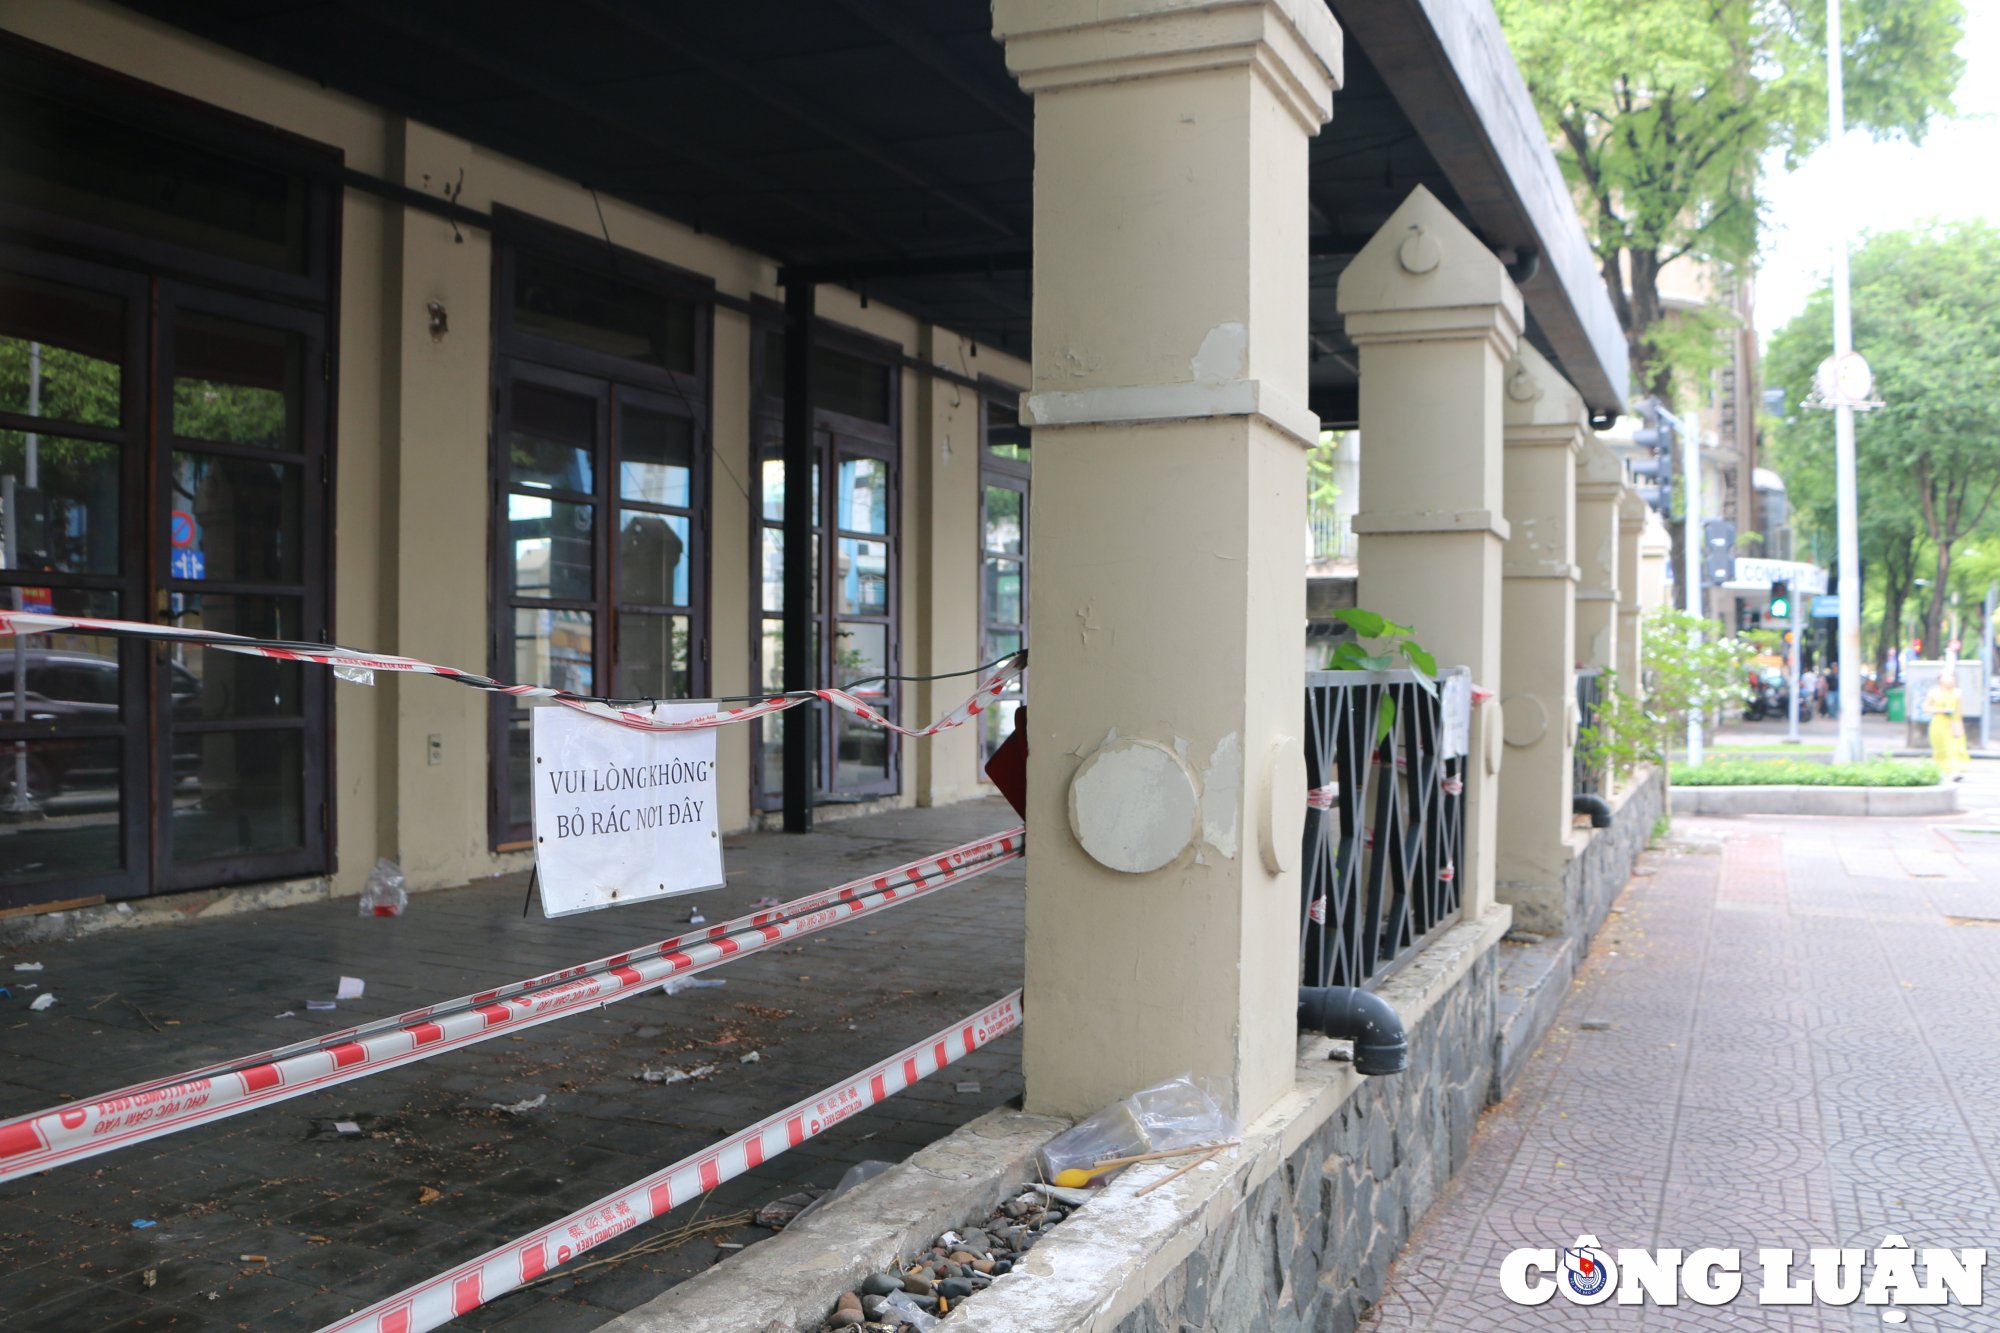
left=427, top=733, right=443, bottom=766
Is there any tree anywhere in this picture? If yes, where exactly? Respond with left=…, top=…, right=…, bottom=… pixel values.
left=1765, top=222, right=2000, bottom=657
left=1494, top=0, right=1965, bottom=398
left=1579, top=608, right=1754, bottom=783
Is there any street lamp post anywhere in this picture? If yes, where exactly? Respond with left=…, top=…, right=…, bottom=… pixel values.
left=1826, top=0, right=1866, bottom=765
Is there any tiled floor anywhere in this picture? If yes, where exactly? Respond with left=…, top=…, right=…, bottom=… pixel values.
left=0, top=799, right=1027, bottom=1331
left=1369, top=778, right=2000, bottom=1331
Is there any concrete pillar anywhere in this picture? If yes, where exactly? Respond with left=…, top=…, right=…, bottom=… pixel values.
left=1628, top=503, right=1669, bottom=681
left=1497, top=346, right=1584, bottom=925
left=994, top=0, right=1341, bottom=1123
left=1575, top=439, right=1625, bottom=678
left=1339, top=185, right=1522, bottom=922
left=911, top=324, right=984, bottom=808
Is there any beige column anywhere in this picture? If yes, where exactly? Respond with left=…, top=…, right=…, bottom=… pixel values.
left=1497, top=347, right=1584, bottom=925
left=910, top=324, right=984, bottom=808
left=1625, top=500, right=1663, bottom=682
left=1575, top=439, right=1625, bottom=678
left=1339, top=186, right=1521, bottom=922
left=994, top=0, right=1341, bottom=1123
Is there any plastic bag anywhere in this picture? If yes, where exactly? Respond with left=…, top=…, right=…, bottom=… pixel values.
left=790, top=1159, right=894, bottom=1226
left=358, top=858, right=407, bottom=917
left=1037, top=1074, right=1237, bottom=1184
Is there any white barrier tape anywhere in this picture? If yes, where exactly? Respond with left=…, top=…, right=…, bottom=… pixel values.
left=0, top=610, right=1023, bottom=739
left=316, top=990, right=1025, bottom=1333
left=0, top=829, right=1022, bottom=1182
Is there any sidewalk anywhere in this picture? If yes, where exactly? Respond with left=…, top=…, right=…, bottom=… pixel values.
left=1367, top=790, right=2000, bottom=1329
left=0, top=799, right=1026, bottom=1331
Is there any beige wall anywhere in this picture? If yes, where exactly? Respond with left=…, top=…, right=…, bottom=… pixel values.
left=6, top=0, right=1027, bottom=894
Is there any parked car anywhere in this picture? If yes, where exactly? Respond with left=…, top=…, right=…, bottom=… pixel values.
left=0, top=649, right=201, bottom=798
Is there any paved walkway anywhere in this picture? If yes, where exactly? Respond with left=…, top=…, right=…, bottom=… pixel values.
left=1370, top=767, right=2000, bottom=1331
left=0, top=799, right=1026, bottom=1331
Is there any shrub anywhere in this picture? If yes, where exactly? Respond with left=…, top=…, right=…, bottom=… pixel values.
left=1668, top=758, right=1940, bottom=788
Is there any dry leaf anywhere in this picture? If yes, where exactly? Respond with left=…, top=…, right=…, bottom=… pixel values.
left=418, top=1186, right=442, bottom=1205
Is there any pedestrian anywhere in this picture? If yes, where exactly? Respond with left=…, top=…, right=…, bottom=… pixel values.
left=1925, top=670, right=1971, bottom=781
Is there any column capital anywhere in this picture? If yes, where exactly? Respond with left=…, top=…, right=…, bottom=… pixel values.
left=1338, top=186, right=1524, bottom=354
left=994, top=0, right=1343, bottom=132
left=1503, top=344, right=1587, bottom=440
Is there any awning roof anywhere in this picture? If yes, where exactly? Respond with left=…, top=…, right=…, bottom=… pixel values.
left=109, top=0, right=1628, bottom=418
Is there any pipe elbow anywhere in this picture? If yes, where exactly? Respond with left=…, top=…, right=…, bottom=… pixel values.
left=1573, top=793, right=1613, bottom=829
left=1297, top=985, right=1409, bottom=1075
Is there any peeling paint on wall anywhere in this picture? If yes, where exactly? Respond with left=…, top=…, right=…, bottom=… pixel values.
left=1201, top=732, right=1242, bottom=860
left=1191, top=321, right=1248, bottom=383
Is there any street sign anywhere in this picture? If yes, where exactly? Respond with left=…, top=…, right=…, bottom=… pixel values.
left=1811, top=594, right=1839, bottom=619
left=170, top=548, right=205, bottom=580
left=170, top=510, right=197, bottom=548
left=1735, top=558, right=1827, bottom=596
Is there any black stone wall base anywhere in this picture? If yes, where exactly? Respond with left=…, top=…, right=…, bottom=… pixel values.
left=1111, top=942, right=1499, bottom=1333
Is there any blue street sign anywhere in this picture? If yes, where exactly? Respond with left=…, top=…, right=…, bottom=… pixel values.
left=171, top=548, right=205, bottom=581
left=1811, top=594, right=1839, bottom=619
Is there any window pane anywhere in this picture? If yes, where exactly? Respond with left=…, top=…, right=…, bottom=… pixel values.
left=836, top=538, right=889, bottom=616
left=815, top=347, right=890, bottom=423
left=509, top=494, right=594, bottom=601
left=0, top=89, right=309, bottom=273
left=834, top=621, right=888, bottom=690
left=507, top=716, right=533, bottom=829
left=169, top=728, right=303, bottom=863
left=513, top=252, right=696, bottom=374
left=510, top=381, right=596, bottom=493
left=616, top=510, right=688, bottom=607
left=982, top=697, right=1022, bottom=764
left=759, top=617, right=819, bottom=692
left=838, top=457, right=889, bottom=534
left=171, top=313, right=299, bottom=450
left=515, top=608, right=593, bottom=700
left=620, top=407, right=692, bottom=507
left=760, top=449, right=818, bottom=524
left=986, top=396, right=1030, bottom=461
left=0, top=273, right=124, bottom=428
left=760, top=527, right=817, bottom=613
left=0, top=738, right=122, bottom=881
left=165, top=594, right=304, bottom=719
left=1, top=432, right=120, bottom=575
left=984, top=484, right=1023, bottom=555
left=1, top=620, right=124, bottom=722
left=984, top=556, right=1022, bottom=625
left=614, top=612, right=689, bottom=699
left=984, top=629, right=1023, bottom=661
left=171, top=451, right=302, bottom=584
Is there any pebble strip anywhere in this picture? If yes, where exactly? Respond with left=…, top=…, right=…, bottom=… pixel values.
left=823, top=1186, right=1080, bottom=1329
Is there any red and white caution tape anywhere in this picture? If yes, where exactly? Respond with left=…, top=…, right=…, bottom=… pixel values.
left=0, top=610, right=1023, bottom=738
left=316, top=991, right=1025, bottom=1333
left=0, top=829, right=1022, bottom=1183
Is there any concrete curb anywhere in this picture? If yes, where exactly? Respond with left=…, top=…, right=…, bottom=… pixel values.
left=1669, top=784, right=1958, bottom=817
left=596, top=1109, right=1068, bottom=1333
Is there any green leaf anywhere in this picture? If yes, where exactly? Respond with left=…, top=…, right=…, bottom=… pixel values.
left=1333, top=608, right=1387, bottom=639
left=1375, top=694, right=1396, bottom=745
left=1402, top=643, right=1437, bottom=679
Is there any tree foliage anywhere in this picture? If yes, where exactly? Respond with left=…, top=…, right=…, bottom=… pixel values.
left=1764, top=221, right=2000, bottom=655
left=1495, top=0, right=1965, bottom=394
left=1579, top=609, right=1755, bottom=781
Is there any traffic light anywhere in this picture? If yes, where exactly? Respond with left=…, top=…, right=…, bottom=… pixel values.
left=1769, top=580, right=1791, bottom=620
left=1702, top=519, right=1736, bottom=586
left=1629, top=397, right=1675, bottom=515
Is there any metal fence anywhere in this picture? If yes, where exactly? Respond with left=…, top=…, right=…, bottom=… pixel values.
left=1574, top=667, right=1605, bottom=803
left=1300, top=667, right=1468, bottom=991
left=1308, top=505, right=1354, bottom=562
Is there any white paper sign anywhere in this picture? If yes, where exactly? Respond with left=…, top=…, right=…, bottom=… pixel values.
left=1441, top=673, right=1472, bottom=759
left=531, top=702, right=723, bottom=917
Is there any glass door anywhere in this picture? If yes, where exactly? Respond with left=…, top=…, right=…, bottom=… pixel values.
left=0, top=254, right=148, bottom=907
left=0, top=258, right=330, bottom=906
left=153, top=284, right=328, bottom=887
